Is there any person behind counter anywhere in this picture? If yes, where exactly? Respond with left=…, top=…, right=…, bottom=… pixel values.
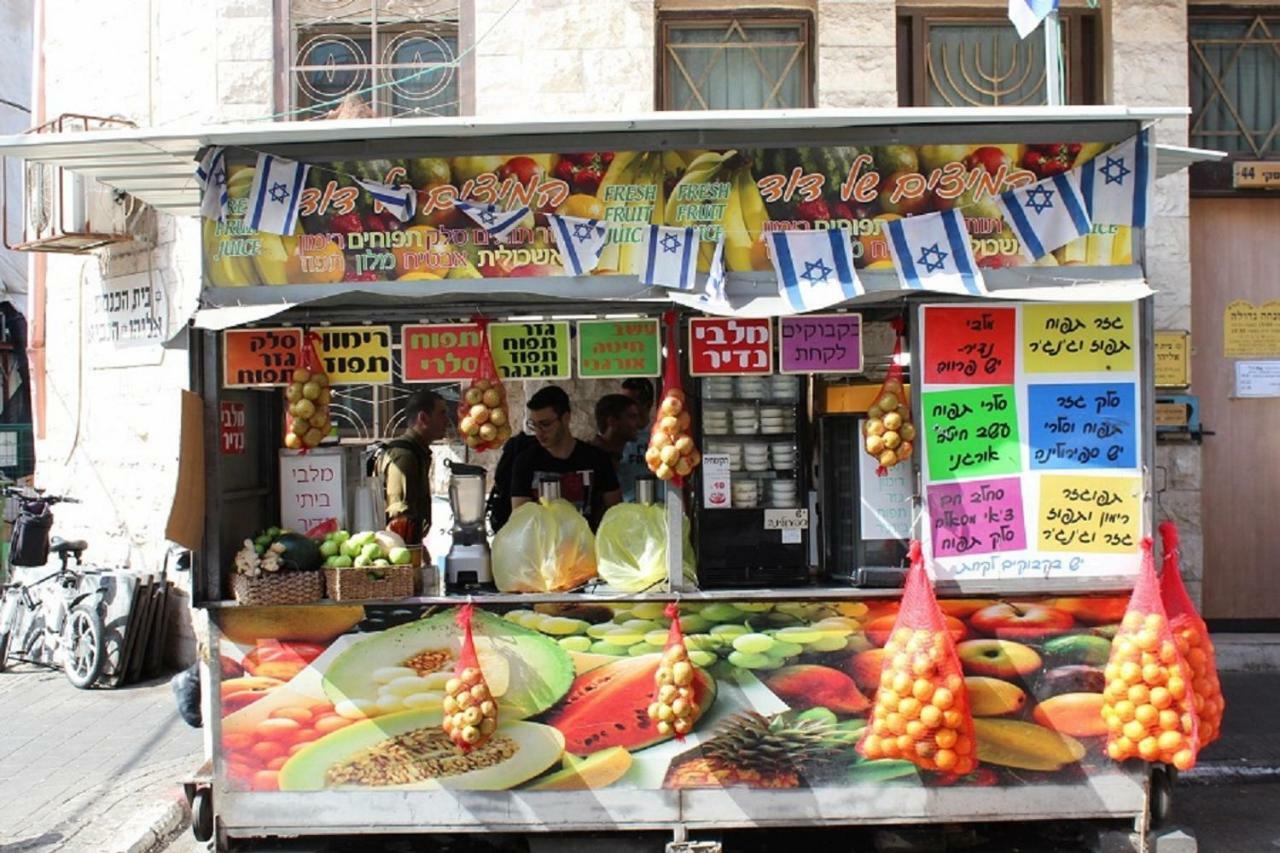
left=618, top=377, right=654, bottom=502
left=379, top=389, right=450, bottom=545
left=510, top=385, right=621, bottom=529
left=590, top=393, right=642, bottom=474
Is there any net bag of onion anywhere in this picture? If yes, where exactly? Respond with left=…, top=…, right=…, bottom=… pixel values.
left=1102, top=537, right=1200, bottom=770
left=858, top=542, right=976, bottom=774
left=1159, top=521, right=1224, bottom=747
left=442, top=604, right=499, bottom=751
left=457, top=319, right=511, bottom=453
left=862, top=318, right=914, bottom=475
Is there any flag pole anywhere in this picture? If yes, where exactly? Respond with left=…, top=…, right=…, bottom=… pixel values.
left=1043, top=9, right=1063, bottom=106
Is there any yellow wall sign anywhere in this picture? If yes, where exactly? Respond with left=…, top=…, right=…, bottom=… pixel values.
left=1154, top=330, right=1190, bottom=388
left=314, top=325, right=393, bottom=384
left=1223, top=299, right=1280, bottom=357
left=1038, top=474, right=1141, bottom=554
left=1022, top=303, right=1136, bottom=373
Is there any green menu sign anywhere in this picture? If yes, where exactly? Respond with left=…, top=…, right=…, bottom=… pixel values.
left=489, top=321, right=572, bottom=380
left=576, top=319, right=661, bottom=378
left=921, top=385, right=1022, bottom=482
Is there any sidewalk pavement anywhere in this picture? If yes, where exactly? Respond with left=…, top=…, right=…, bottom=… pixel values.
left=1183, top=669, right=1280, bottom=782
left=0, top=662, right=202, bottom=853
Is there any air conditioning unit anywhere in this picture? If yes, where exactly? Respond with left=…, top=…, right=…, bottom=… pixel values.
left=4, top=114, right=136, bottom=254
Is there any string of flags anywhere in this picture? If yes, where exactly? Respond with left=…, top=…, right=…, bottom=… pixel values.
left=195, top=129, right=1155, bottom=313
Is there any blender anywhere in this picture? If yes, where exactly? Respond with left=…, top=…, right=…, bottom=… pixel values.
left=444, top=459, right=493, bottom=591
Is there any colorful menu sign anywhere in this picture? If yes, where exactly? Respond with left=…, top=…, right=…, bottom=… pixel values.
left=576, top=319, right=660, bottom=378
left=489, top=321, right=571, bottom=380
left=688, top=317, right=773, bottom=376
left=223, top=327, right=303, bottom=388
left=778, top=314, right=863, bottom=374
left=314, top=325, right=393, bottom=384
left=919, top=302, right=1143, bottom=581
left=401, top=323, right=484, bottom=381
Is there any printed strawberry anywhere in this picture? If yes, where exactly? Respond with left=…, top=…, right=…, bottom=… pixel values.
left=573, top=168, right=602, bottom=194
left=553, top=160, right=576, bottom=184
left=363, top=211, right=402, bottom=232
left=1022, top=143, right=1082, bottom=178
left=554, top=153, right=612, bottom=195
left=795, top=198, right=831, bottom=222
left=329, top=212, right=364, bottom=235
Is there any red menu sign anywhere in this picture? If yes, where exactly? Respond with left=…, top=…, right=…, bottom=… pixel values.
left=688, top=317, right=774, bottom=376
left=401, top=323, right=484, bottom=381
left=220, top=402, right=246, bottom=454
left=922, top=306, right=1016, bottom=385
left=223, top=327, right=302, bottom=388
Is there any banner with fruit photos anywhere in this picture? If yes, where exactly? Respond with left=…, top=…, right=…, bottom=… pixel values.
left=215, top=597, right=1137, bottom=796
left=917, top=302, right=1144, bottom=583
left=203, top=141, right=1137, bottom=290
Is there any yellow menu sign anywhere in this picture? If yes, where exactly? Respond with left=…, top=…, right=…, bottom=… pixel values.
left=315, top=325, right=393, bottom=384
left=1224, top=300, right=1280, bottom=357
left=1154, top=330, right=1190, bottom=387
left=1038, top=474, right=1141, bottom=554
left=1023, top=303, right=1136, bottom=373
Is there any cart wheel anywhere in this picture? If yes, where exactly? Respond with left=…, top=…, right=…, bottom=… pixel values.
left=1150, top=766, right=1174, bottom=828
left=191, top=788, right=213, bottom=842
left=63, top=605, right=105, bottom=689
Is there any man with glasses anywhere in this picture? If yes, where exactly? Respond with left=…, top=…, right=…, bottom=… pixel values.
left=510, top=386, right=621, bottom=529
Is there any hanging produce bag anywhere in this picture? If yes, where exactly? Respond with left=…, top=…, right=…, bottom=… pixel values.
left=442, top=604, right=499, bottom=751
left=595, top=503, right=697, bottom=591
left=1159, top=521, right=1224, bottom=747
left=1102, top=537, right=1200, bottom=770
left=858, top=542, right=976, bottom=775
left=646, top=312, right=700, bottom=485
left=284, top=331, right=332, bottom=450
left=491, top=498, right=597, bottom=592
left=647, top=603, right=699, bottom=740
left=458, top=318, right=512, bottom=453
left=862, top=317, right=915, bottom=475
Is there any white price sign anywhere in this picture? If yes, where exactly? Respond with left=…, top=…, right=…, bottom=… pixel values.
left=701, top=454, right=732, bottom=509
left=763, top=508, right=809, bottom=530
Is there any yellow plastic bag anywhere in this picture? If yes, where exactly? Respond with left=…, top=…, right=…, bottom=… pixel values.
left=491, top=498, right=598, bottom=592
left=595, top=503, right=697, bottom=592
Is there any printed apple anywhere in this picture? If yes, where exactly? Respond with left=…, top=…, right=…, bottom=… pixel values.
left=938, top=599, right=1000, bottom=620
left=969, top=603, right=1075, bottom=640
left=878, top=171, right=930, bottom=217
left=1045, top=597, right=1129, bottom=625
left=956, top=638, right=1043, bottom=678
left=863, top=612, right=966, bottom=647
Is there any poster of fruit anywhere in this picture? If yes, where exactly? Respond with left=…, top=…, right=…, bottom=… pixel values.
left=203, top=141, right=1136, bottom=289
left=215, top=596, right=1134, bottom=794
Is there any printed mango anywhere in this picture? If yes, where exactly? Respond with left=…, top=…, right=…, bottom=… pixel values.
left=973, top=718, right=1087, bottom=771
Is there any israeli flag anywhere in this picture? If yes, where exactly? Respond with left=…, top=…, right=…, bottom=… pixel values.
left=454, top=199, right=529, bottom=242
left=246, top=153, right=309, bottom=236
left=638, top=225, right=699, bottom=291
left=767, top=229, right=862, bottom=313
left=704, top=236, right=727, bottom=303
left=547, top=214, right=608, bottom=276
left=997, top=171, right=1092, bottom=261
left=1078, top=130, right=1155, bottom=229
left=1008, top=0, right=1058, bottom=38
left=357, top=179, right=416, bottom=223
left=195, top=146, right=229, bottom=222
left=884, top=210, right=986, bottom=295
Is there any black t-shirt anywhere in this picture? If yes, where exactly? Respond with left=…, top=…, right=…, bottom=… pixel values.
left=510, top=439, right=620, bottom=528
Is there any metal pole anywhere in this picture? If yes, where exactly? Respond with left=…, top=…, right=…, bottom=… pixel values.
left=1043, top=10, right=1063, bottom=106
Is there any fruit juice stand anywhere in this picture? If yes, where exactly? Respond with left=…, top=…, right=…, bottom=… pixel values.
left=76, top=108, right=1197, bottom=846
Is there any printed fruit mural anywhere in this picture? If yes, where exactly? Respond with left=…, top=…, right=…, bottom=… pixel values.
left=217, top=594, right=1147, bottom=793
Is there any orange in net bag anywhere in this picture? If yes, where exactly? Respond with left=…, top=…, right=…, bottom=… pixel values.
left=647, top=603, right=701, bottom=739
left=858, top=542, right=976, bottom=774
left=457, top=318, right=512, bottom=453
left=1102, top=538, right=1200, bottom=770
left=645, top=312, right=700, bottom=485
left=1159, top=521, right=1224, bottom=747
left=862, top=317, right=915, bottom=475
left=442, top=604, right=499, bottom=751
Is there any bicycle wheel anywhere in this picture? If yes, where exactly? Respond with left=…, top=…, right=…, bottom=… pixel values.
left=63, top=604, right=104, bottom=689
left=0, top=591, right=15, bottom=673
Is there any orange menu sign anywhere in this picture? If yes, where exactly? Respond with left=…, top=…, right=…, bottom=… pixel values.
left=223, top=327, right=303, bottom=388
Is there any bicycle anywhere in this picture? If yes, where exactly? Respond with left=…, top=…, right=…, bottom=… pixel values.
left=0, top=487, right=106, bottom=688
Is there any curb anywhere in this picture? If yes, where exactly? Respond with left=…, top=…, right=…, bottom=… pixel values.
left=1179, top=760, right=1280, bottom=786
left=114, top=789, right=191, bottom=853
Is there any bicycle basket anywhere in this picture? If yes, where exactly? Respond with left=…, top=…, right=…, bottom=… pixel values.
left=9, top=502, right=52, bottom=567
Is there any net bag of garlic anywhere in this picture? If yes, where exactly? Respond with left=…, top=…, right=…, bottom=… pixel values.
left=442, top=604, right=499, bottom=751
left=457, top=318, right=511, bottom=453
left=283, top=331, right=332, bottom=450
left=645, top=312, right=700, bottom=485
left=647, top=603, right=699, bottom=740
left=1102, top=537, right=1200, bottom=770
left=858, top=541, right=977, bottom=775
left=863, top=317, right=915, bottom=475
left=1159, top=521, right=1224, bottom=747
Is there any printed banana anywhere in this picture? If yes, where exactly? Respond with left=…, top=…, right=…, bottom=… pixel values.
left=596, top=151, right=667, bottom=275
left=735, top=165, right=769, bottom=243
left=721, top=174, right=754, bottom=272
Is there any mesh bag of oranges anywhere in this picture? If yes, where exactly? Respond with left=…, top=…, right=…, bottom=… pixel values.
left=645, top=312, right=700, bottom=484
left=1102, top=537, right=1200, bottom=770
left=442, top=604, right=499, bottom=751
left=646, top=603, right=699, bottom=740
left=858, top=542, right=976, bottom=774
left=1159, top=521, right=1224, bottom=746
left=862, top=318, right=915, bottom=475
left=457, top=319, right=511, bottom=453
left=283, top=331, right=332, bottom=450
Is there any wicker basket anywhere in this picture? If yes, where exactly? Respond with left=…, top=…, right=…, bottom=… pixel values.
left=232, top=570, right=325, bottom=606
left=324, top=565, right=416, bottom=601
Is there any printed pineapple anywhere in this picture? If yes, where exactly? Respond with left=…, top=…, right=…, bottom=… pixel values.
left=663, top=712, right=852, bottom=789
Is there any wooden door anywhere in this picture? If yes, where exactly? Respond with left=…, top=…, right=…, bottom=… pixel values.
left=1190, top=197, right=1280, bottom=620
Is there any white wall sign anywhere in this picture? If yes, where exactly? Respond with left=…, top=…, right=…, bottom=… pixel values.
left=88, top=271, right=168, bottom=367
left=279, top=448, right=345, bottom=534
left=1234, top=360, right=1280, bottom=398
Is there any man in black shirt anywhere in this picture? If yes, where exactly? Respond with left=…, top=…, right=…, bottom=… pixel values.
left=510, top=386, right=621, bottom=529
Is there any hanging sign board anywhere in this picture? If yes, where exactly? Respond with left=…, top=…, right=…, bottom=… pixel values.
left=777, top=314, right=863, bottom=374
left=223, top=327, right=303, bottom=388
left=919, top=301, right=1143, bottom=581
left=314, top=325, right=393, bottom=384
left=688, top=317, right=773, bottom=376
left=279, top=448, right=345, bottom=534
left=401, top=323, right=484, bottom=381
left=1223, top=300, right=1280, bottom=357
left=1154, top=330, right=1190, bottom=388
left=576, top=319, right=661, bottom=378
left=489, top=321, right=572, bottom=380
